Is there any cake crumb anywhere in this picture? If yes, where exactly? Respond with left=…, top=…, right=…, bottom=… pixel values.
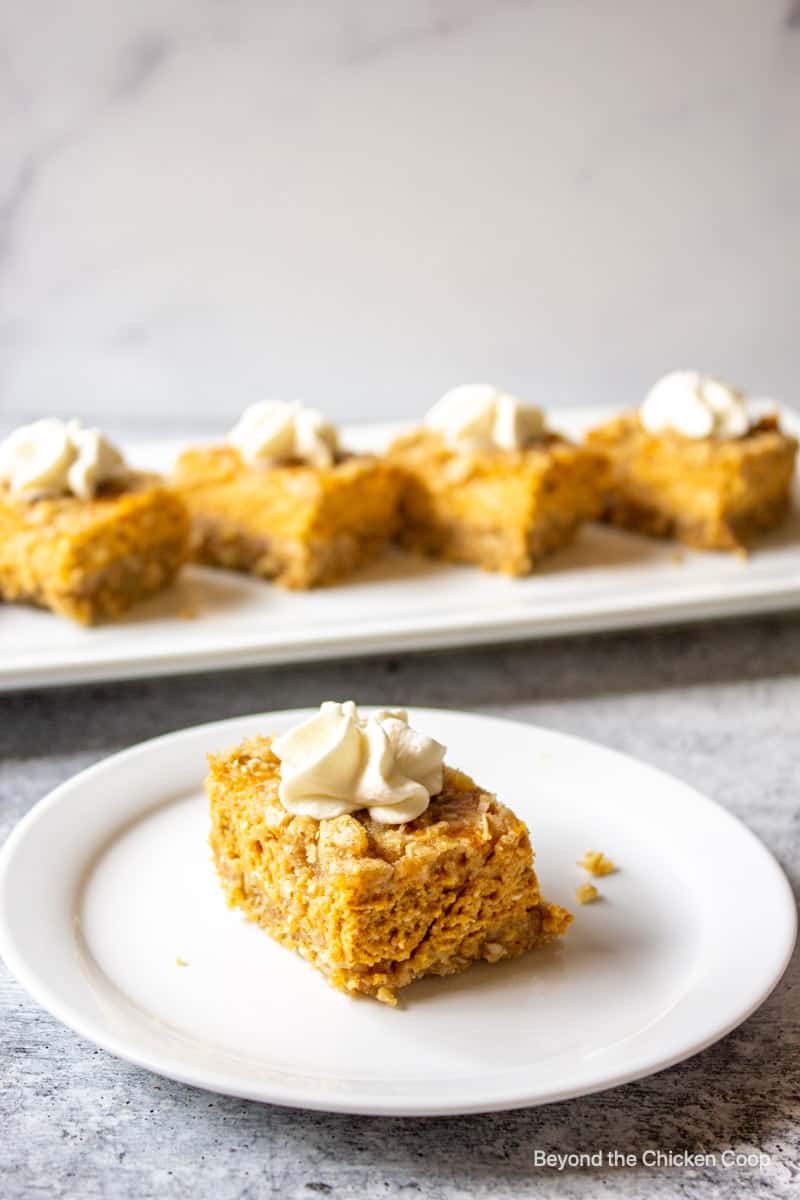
left=179, top=604, right=198, bottom=620
left=376, top=987, right=398, bottom=1007
left=175, top=956, right=190, bottom=967
left=576, top=883, right=600, bottom=905
left=671, top=550, right=685, bottom=564
left=577, top=850, right=617, bottom=877
left=734, top=547, right=749, bottom=562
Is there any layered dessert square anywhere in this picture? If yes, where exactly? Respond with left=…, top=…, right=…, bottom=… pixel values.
left=173, top=402, right=401, bottom=588
left=174, top=447, right=400, bottom=588
left=0, top=419, right=189, bottom=623
left=588, top=373, right=797, bottom=551
left=388, top=385, right=605, bottom=575
left=208, top=704, right=571, bottom=1005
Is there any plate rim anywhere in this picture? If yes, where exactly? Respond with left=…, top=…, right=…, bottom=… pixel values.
left=0, top=706, right=796, bottom=1116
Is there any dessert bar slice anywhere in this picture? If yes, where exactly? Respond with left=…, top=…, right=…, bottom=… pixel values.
left=389, top=428, right=605, bottom=575
left=173, top=446, right=401, bottom=589
left=588, top=412, right=797, bottom=551
left=208, top=734, right=571, bottom=1005
left=0, top=475, right=189, bottom=624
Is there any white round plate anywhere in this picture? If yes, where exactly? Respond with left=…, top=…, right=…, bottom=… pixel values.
left=0, top=709, right=795, bottom=1116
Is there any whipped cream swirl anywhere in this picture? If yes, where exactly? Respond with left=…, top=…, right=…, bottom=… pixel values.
left=640, top=371, right=750, bottom=439
left=0, top=418, right=129, bottom=500
left=424, top=384, right=546, bottom=452
left=272, top=702, right=446, bottom=824
left=228, top=400, right=339, bottom=468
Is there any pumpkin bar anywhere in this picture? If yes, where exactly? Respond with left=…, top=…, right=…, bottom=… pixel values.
left=208, top=734, right=571, bottom=1005
left=587, top=412, right=797, bottom=551
left=388, top=428, right=606, bottom=576
left=173, top=446, right=401, bottom=588
left=0, top=474, right=189, bottom=624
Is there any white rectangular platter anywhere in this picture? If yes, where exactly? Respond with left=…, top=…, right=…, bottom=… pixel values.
left=2, top=406, right=799, bottom=691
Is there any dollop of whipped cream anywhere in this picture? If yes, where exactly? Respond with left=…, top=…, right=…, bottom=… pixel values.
left=272, top=702, right=446, bottom=824
left=0, top=418, right=129, bottom=500
left=424, top=384, right=546, bottom=452
left=640, top=371, right=750, bottom=439
left=227, top=400, right=339, bottom=468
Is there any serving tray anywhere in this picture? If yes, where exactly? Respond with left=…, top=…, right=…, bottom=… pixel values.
left=2, top=407, right=798, bottom=691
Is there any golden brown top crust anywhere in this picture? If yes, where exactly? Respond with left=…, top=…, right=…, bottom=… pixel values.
left=0, top=472, right=184, bottom=534
left=207, top=734, right=530, bottom=871
left=587, top=411, right=797, bottom=461
left=387, top=426, right=589, bottom=483
left=174, top=444, right=383, bottom=490
left=172, top=446, right=401, bottom=544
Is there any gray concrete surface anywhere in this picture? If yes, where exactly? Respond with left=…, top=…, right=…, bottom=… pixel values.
left=1, top=614, right=798, bottom=1198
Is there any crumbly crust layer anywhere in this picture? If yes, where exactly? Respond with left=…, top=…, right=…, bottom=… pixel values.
left=208, top=735, right=571, bottom=1004
left=587, top=413, right=797, bottom=551
left=173, top=447, right=401, bottom=588
left=387, top=429, right=606, bottom=575
left=0, top=473, right=189, bottom=623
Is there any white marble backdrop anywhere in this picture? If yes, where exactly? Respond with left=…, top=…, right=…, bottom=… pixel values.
left=1, top=0, right=798, bottom=431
